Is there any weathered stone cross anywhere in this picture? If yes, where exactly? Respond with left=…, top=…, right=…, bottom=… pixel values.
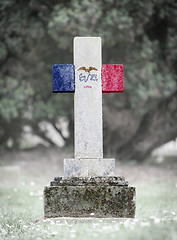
left=44, top=37, right=135, bottom=219
left=53, top=37, right=123, bottom=178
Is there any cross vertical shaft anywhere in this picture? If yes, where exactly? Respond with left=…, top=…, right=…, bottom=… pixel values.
left=52, top=36, right=123, bottom=177
left=74, top=37, right=103, bottom=159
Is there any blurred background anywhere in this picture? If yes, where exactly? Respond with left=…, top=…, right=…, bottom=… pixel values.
left=1, top=2, right=177, bottom=237
left=0, top=0, right=177, bottom=165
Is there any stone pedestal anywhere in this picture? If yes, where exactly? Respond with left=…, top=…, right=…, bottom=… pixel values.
left=64, top=158, right=115, bottom=178
left=44, top=177, right=136, bottom=218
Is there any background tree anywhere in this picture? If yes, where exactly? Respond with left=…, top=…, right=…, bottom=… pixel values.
left=0, top=0, right=176, bottom=161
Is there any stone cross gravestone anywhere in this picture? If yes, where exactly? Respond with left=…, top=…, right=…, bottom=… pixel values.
left=44, top=37, right=136, bottom=218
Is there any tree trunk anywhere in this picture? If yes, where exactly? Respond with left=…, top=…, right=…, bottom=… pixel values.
left=104, top=90, right=177, bottom=161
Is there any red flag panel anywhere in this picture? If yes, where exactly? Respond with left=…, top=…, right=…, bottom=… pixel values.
left=102, top=64, right=123, bottom=93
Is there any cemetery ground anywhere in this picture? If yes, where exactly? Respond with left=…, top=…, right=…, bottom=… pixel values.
left=0, top=147, right=177, bottom=240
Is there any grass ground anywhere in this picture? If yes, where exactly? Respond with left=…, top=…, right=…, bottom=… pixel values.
left=0, top=148, right=177, bottom=239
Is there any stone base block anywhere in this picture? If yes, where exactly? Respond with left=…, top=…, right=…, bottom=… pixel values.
left=64, top=158, right=115, bottom=178
left=44, top=177, right=136, bottom=218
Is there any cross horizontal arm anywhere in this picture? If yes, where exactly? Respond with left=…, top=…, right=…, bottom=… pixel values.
left=52, top=64, right=123, bottom=93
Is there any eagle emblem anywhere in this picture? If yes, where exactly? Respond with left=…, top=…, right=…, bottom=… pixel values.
left=78, top=66, right=98, bottom=74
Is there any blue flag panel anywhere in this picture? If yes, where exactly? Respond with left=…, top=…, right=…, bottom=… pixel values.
left=53, top=64, right=75, bottom=92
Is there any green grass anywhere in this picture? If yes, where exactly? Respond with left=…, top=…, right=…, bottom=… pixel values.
left=0, top=180, right=177, bottom=240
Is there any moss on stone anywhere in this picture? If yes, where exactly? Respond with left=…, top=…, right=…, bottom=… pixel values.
left=44, top=179, right=136, bottom=218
